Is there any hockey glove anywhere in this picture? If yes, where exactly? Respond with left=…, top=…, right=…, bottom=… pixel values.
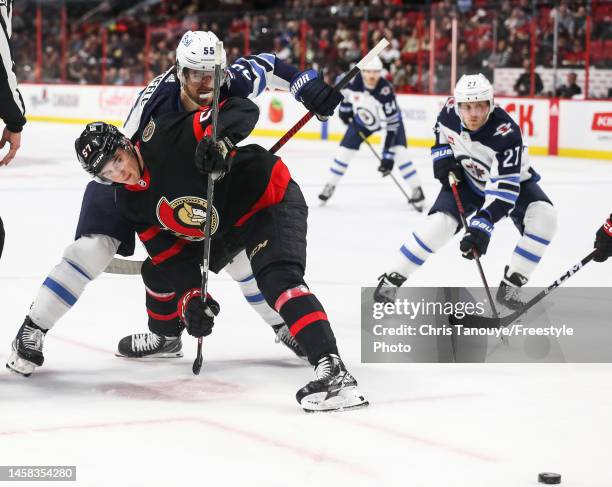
left=460, top=211, right=494, bottom=259
left=432, top=144, right=462, bottom=187
left=378, top=151, right=395, bottom=177
left=178, top=288, right=221, bottom=338
left=594, top=214, right=612, bottom=263
left=194, top=135, right=236, bottom=180
left=290, top=69, right=343, bottom=121
left=338, top=103, right=354, bottom=125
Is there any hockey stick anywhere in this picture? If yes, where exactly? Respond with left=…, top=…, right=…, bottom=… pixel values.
left=105, top=39, right=392, bottom=276
left=104, top=258, right=143, bottom=275
left=192, top=41, right=224, bottom=376
left=449, top=250, right=597, bottom=330
left=268, top=38, right=390, bottom=154
left=356, top=128, right=423, bottom=212
left=448, top=172, right=500, bottom=320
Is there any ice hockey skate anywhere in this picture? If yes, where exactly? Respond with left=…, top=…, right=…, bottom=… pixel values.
left=409, top=186, right=426, bottom=212
left=6, top=316, right=47, bottom=377
left=272, top=323, right=307, bottom=360
left=296, top=354, right=369, bottom=412
left=116, top=332, right=183, bottom=358
left=373, top=272, right=407, bottom=303
left=496, top=266, right=528, bottom=310
left=318, top=183, right=335, bottom=204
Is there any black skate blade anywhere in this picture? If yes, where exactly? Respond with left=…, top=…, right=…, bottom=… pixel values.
left=303, top=400, right=370, bottom=414
left=114, top=352, right=184, bottom=359
left=6, top=363, right=32, bottom=378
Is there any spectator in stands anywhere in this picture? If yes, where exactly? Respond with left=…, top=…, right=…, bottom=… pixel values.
left=556, top=72, right=582, bottom=98
left=514, top=59, right=543, bottom=96
left=401, top=28, right=419, bottom=61
left=505, top=7, right=527, bottom=33
left=552, top=4, right=575, bottom=37
left=457, top=0, right=472, bottom=15
left=487, top=39, right=512, bottom=68
left=380, top=38, right=400, bottom=70
left=562, top=38, right=585, bottom=67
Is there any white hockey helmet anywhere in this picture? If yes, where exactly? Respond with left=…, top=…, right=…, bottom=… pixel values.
left=176, top=30, right=227, bottom=85
left=453, top=73, right=495, bottom=120
left=362, top=55, right=383, bottom=71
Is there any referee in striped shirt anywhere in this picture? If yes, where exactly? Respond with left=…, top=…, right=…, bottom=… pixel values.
left=0, top=0, right=26, bottom=259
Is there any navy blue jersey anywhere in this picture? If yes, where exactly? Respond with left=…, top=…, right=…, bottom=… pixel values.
left=339, top=74, right=404, bottom=153
left=432, top=97, right=539, bottom=223
left=77, top=53, right=301, bottom=254
left=123, top=53, right=300, bottom=139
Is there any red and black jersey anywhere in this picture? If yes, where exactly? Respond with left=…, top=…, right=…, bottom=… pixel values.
left=115, top=97, right=291, bottom=295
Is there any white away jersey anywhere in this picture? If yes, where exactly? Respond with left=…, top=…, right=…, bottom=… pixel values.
left=432, top=97, right=539, bottom=221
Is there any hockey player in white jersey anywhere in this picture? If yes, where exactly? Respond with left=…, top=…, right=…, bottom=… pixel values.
left=374, top=74, right=557, bottom=308
left=7, top=31, right=343, bottom=376
left=318, top=56, right=425, bottom=209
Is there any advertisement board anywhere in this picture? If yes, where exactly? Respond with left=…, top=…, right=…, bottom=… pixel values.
left=18, top=84, right=612, bottom=160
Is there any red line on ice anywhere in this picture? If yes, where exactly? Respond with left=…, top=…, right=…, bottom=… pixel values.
left=334, top=416, right=499, bottom=463
left=0, top=417, right=374, bottom=477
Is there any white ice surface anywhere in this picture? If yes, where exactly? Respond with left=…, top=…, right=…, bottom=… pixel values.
left=0, top=122, right=611, bottom=487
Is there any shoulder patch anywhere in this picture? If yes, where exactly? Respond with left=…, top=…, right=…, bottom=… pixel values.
left=142, top=119, right=155, bottom=142
left=493, top=122, right=514, bottom=137
left=380, top=86, right=391, bottom=96
left=445, top=97, right=456, bottom=113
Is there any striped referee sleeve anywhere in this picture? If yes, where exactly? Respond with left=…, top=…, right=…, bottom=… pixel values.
left=0, top=0, right=26, bottom=133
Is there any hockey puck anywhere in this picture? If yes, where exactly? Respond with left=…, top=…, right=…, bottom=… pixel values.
left=538, top=472, right=561, bottom=484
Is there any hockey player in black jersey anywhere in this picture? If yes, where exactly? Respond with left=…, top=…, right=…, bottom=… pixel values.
left=6, top=30, right=342, bottom=375
left=69, top=97, right=368, bottom=412
left=375, top=74, right=557, bottom=308
left=594, top=215, right=612, bottom=262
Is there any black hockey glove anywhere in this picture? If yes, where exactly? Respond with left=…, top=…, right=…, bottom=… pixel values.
left=338, top=104, right=354, bottom=126
left=431, top=144, right=462, bottom=187
left=178, top=288, right=221, bottom=338
left=378, top=151, right=395, bottom=177
left=594, top=214, right=612, bottom=263
left=194, top=135, right=236, bottom=180
left=460, top=211, right=494, bottom=259
left=290, top=69, right=343, bottom=121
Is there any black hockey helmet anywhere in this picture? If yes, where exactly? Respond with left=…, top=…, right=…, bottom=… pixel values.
left=75, top=122, right=126, bottom=177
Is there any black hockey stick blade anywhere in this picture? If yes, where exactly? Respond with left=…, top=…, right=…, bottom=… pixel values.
left=448, top=250, right=597, bottom=330
left=192, top=337, right=204, bottom=375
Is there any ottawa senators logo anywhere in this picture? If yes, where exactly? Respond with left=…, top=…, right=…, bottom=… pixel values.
left=156, top=196, right=219, bottom=241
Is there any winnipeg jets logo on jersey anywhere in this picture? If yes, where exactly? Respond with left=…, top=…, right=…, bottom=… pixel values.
left=345, top=91, right=382, bottom=130
left=458, top=155, right=489, bottom=182
left=494, top=123, right=513, bottom=137
left=156, top=196, right=219, bottom=241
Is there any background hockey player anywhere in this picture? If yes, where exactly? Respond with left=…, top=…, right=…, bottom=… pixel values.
left=593, top=214, right=612, bottom=263
left=6, top=30, right=341, bottom=367
left=374, top=74, right=557, bottom=309
left=62, top=97, right=367, bottom=412
left=0, top=0, right=27, bottom=263
left=318, top=55, right=424, bottom=210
